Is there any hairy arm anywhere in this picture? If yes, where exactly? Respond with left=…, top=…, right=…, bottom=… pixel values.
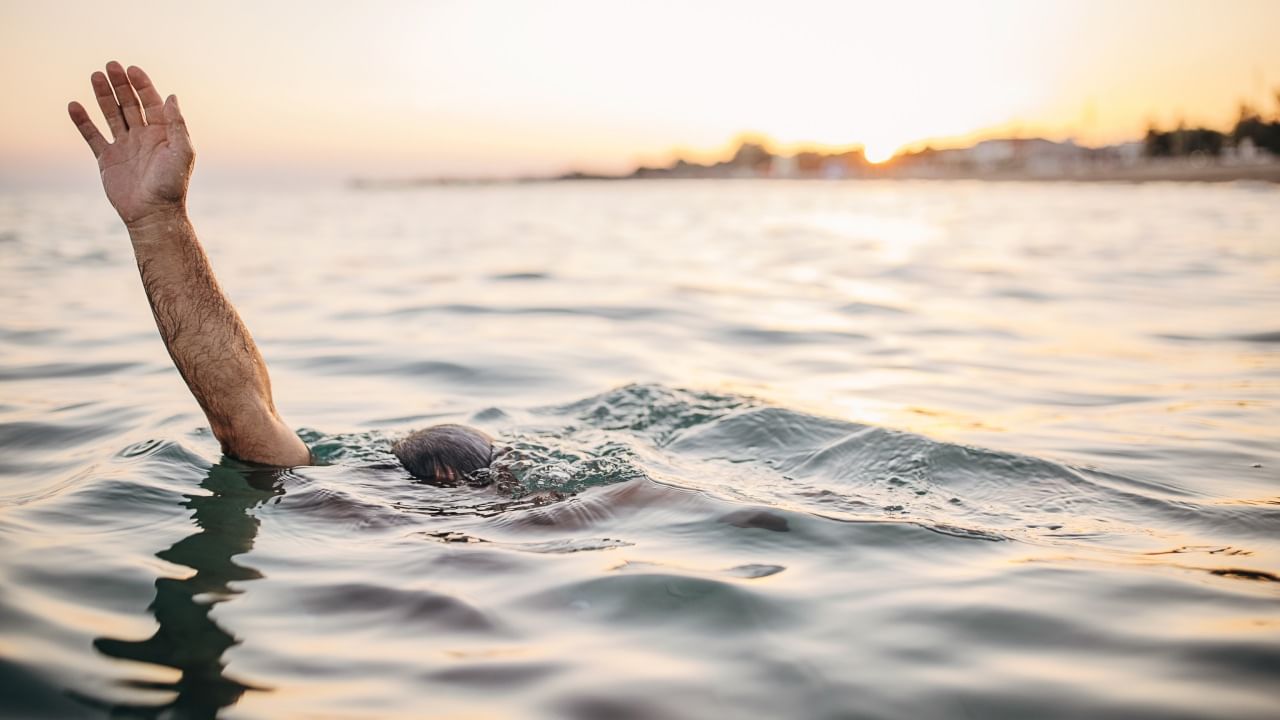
left=69, top=62, right=309, bottom=466
left=127, top=211, right=311, bottom=465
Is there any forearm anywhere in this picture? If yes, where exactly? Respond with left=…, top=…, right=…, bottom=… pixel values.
left=127, top=210, right=310, bottom=466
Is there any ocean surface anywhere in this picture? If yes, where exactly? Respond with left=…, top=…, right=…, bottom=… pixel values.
left=1, top=180, right=1277, bottom=719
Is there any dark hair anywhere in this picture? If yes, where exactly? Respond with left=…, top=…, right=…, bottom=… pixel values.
left=392, top=424, right=494, bottom=481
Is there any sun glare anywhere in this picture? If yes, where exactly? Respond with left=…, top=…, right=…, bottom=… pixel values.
left=863, top=143, right=897, bottom=165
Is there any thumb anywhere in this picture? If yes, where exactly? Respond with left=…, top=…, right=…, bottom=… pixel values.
left=164, top=95, right=193, bottom=152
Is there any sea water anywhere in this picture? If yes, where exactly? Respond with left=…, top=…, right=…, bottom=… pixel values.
left=0, top=180, right=1277, bottom=718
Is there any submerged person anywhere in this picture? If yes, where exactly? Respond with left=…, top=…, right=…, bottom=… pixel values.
left=67, top=62, right=492, bottom=481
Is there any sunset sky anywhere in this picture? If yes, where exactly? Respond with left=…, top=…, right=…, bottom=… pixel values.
left=3, top=0, right=1279, bottom=188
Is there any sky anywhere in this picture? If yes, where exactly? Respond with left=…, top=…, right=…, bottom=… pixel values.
left=2, top=0, right=1279, bottom=188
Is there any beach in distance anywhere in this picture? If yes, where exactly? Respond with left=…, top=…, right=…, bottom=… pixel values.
left=356, top=146, right=1280, bottom=188
left=1, top=180, right=1277, bottom=719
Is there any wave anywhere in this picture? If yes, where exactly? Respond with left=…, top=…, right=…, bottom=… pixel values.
left=280, top=384, right=1275, bottom=559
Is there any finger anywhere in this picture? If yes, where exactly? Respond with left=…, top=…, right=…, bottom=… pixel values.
left=91, top=71, right=126, bottom=138
left=67, top=101, right=108, bottom=157
left=163, top=95, right=193, bottom=153
left=126, top=65, right=165, bottom=125
left=106, top=61, right=144, bottom=129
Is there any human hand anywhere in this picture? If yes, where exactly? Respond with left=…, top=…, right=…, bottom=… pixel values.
left=68, top=62, right=194, bottom=228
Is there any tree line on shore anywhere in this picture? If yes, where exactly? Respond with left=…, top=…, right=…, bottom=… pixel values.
left=1145, top=92, right=1280, bottom=158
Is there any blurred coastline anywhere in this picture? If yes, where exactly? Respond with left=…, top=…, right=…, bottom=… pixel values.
left=354, top=97, right=1280, bottom=188
left=353, top=148, right=1280, bottom=188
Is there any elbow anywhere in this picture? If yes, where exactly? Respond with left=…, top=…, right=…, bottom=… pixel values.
left=209, top=400, right=311, bottom=467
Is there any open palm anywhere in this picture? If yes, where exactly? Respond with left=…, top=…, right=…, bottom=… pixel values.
left=68, top=62, right=194, bottom=226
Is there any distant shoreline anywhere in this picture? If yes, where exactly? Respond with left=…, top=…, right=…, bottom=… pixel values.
left=350, top=162, right=1280, bottom=189
left=869, top=162, right=1280, bottom=184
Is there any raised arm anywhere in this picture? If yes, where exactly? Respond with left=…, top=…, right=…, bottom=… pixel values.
left=68, top=62, right=310, bottom=466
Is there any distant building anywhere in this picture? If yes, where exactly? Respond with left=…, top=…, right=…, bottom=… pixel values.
left=970, top=139, right=1017, bottom=171
left=817, top=150, right=868, bottom=179
left=728, top=141, right=773, bottom=177
left=885, top=146, right=968, bottom=178
left=1112, top=141, right=1144, bottom=166
left=968, top=138, right=1088, bottom=176
left=772, top=154, right=797, bottom=179
left=1237, top=137, right=1263, bottom=163
left=796, top=151, right=826, bottom=176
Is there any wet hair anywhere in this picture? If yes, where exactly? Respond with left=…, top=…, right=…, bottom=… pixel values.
left=391, top=424, right=494, bottom=481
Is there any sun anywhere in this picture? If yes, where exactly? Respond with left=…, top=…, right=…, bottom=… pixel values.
left=863, top=142, right=897, bottom=165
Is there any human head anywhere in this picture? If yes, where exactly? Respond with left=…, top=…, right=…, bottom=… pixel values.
left=391, top=424, right=494, bottom=482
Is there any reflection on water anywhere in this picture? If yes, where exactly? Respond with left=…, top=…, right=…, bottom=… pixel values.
left=88, top=463, right=280, bottom=717
left=0, top=182, right=1278, bottom=718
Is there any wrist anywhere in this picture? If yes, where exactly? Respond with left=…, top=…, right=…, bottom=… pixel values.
left=125, top=205, right=190, bottom=236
